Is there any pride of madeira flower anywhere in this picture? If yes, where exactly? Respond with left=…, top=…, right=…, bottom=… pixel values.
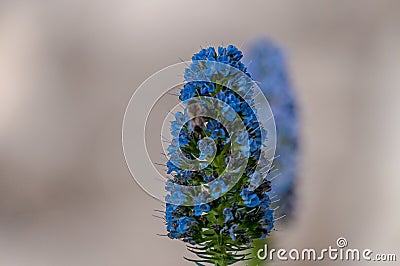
left=164, top=45, right=276, bottom=265
left=244, top=38, right=299, bottom=218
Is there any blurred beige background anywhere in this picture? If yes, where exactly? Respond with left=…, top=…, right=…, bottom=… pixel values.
left=1, top=0, right=399, bottom=265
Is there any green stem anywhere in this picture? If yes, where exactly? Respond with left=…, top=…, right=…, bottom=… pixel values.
left=214, top=200, right=228, bottom=266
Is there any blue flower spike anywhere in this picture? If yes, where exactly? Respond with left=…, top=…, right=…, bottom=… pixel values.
left=163, top=45, right=276, bottom=265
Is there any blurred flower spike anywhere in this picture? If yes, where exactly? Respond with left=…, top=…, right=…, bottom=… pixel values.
left=244, top=38, right=299, bottom=219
